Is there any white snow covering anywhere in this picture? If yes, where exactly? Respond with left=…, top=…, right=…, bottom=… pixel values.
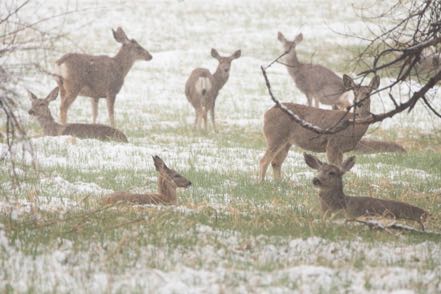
left=0, top=224, right=440, bottom=293
left=1, top=0, right=441, bottom=292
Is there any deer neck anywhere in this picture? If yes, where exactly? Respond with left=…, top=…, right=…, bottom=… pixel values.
left=157, top=174, right=177, bottom=203
left=113, top=46, right=136, bottom=78
left=35, top=111, right=63, bottom=136
left=318, top=184, right=347, bottom=210
left=285, top=50, right=301, bottom=72
left=212, top=68, right=229, bottom=93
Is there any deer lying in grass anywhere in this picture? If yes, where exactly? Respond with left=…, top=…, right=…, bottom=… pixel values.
left=304, top=153, right=429, bottom=230
left=277, top=32, right=351, bottom=109
left=185, top=48, right=241, bottom=132
left=259, top=74, right=380, bottom=182
left=55, top=27, right=152, bottom=127
left=28, top=87, right=128, bottom=142
left=355, top=139, right=406, bottom=154
left=102, top=156, right=191, bottom=205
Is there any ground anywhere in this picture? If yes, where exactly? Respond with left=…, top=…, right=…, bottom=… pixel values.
left=1, top=0, right=441, bottom=293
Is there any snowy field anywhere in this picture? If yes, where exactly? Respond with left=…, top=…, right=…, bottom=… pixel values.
left=1, top=0, right=441, bottom=292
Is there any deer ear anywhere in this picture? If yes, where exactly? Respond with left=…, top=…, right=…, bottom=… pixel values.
left=152, top=155, right=166, bottom=171
left=343, top=74, right=356, bottom=90
left=369, top=75, right=380, bottom=91
left=294, top=33, right=303, bottom=44
left=112, top=27, right=129, bottom=44
left=303, top=153, right=323, bottom=170
left=27, top=90, right=38, bottom=101
left=211, top=48, right=221, bottom=60
left=231, top=49, right=241, bottom=59
left=277, top=32, right=287, bottom=43
left=340, top=156, right=356, bottom=173
left=45, top=87, right=59, bottom=102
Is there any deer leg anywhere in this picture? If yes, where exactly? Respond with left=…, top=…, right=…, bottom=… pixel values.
left=326, top=140, right=343, bottom=166
left=271, top=143, right=291, bottom=180
left=193, top=109, right=199, bottom=129
left=306, top=95, right=313, bottom=107
left=210, top=106, right=217, bottom=133
left=259, top=144, right=286, bottom=182
left=106, top=95, right=116, bottom=127
left=202, top=109, right=208, bottom=131
left=314, top=97, right=320, bottom=108
left=91, top=98, right=99, bottom=124
left=59, top=88, right=80, bottom=125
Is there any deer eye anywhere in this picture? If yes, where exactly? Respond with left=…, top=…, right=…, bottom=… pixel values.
left=328, top=171, right=336, bottom=177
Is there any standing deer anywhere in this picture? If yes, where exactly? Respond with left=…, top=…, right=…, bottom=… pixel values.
left=55, top=27, right=152, bottom=127
left=304, top=153, right=429, bottom=230
left=102, top=155, right=191, bottom=205
left=28, top=87, right=128, bottom=142
left=185, top=48, right=241, bottom=132
left=259, top=74, right=380, bottom=182
left=277, top=32, right=351, bottom=109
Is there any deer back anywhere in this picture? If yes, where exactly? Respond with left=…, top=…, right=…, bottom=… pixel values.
left=102, top=192, right=173, bottom=205
left=56, top=53, right=126, bottom=98
left=62, top=123, right=128, bottom=143
left=346, top=196, right=428, bottom=223
left=354, top=139, right=406, bottom=154
left=263, top=104, right=369, bottom=152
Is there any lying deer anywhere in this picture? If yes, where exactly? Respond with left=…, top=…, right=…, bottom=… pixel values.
left=28, top=87, right=128, bottom=142
left=277, top=32, right=351, bottom=109
left=102, top=155, right=191, bottom=205
left=55, top=27, right=152, bottom=127
left=185, top=48, right=241, bottom=132
left=304, top=153, right=429, bottom=230
left=259, top=74, right=379, bottom=182
left=355, top=139, right=406, bottom=154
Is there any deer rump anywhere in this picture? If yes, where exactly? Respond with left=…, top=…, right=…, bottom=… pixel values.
left=185, top=68, right=216, bottom=109
left=263, top=103, right=369, bottom=152
left=63, top=123, right=128, bottom=142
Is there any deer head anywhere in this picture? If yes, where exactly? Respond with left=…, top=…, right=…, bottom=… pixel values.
left=211, top=48, right=241, bottom=79
left=304, top=153, right=355, bottom=191
left=277, top=32, right=303, bottom=55
left=28, top=87, right=59, bottom=117
left=112, top=27, right=152, bottom=61
left=343, top=75, right=380, bottom=117
left=152, top=155, right=192, bottom=188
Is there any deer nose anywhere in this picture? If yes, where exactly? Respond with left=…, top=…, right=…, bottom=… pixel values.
left=312, top=177, right=321, bottom=186
left=28, top=110, right=34, bottom=115
left=145, top=53, right=152, bottom=61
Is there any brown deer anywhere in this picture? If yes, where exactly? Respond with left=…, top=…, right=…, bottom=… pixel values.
left=304, top=153, right=429, bottom=230
left=102, top=156, right=191, bottom=205
left=259, top=74, right=380, bottom=182
left=355, top=139, right=406, bottom=154
left=185, top=48, right=241, bottom=132
left=27, top=87, right=128, bottom=142
left=277, top=32, right=351, bottom=109
left=55, top=27, right=152, bottom=127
